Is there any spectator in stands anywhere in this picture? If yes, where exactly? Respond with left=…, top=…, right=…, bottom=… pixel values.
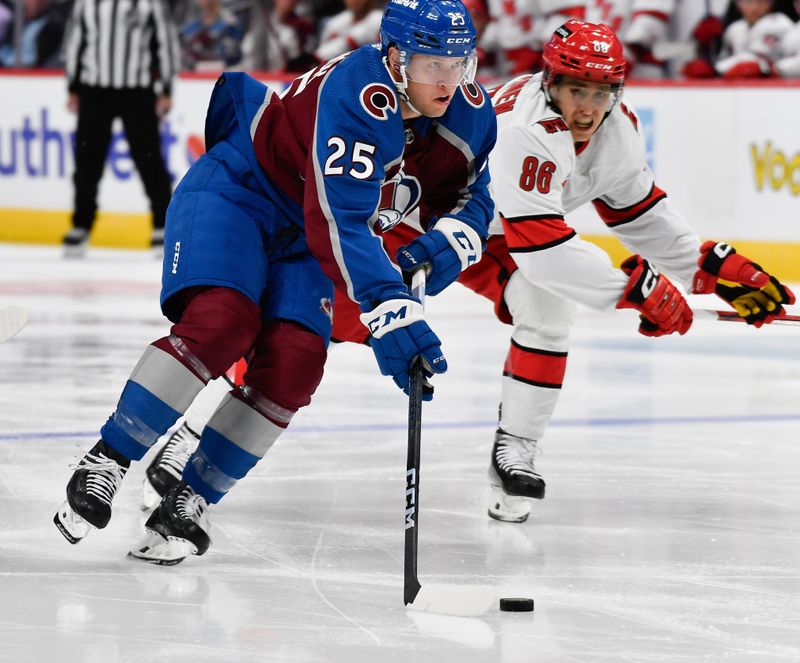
left=774, top=0, right=800, bottom=75
left=241, top=0, right=317, bottom=71
left=0, top=1, right=12, bottom=47
left=313, top=0, right=382, bottom=62
left=481, top=0, right=539, bottom=76
left=180, top=0, right=244, bottom=71
left=0, top=0, right=72, bottom=68
left=683, top=0, right=797, bottom=77
left=461, top=0, right=497, bottom=75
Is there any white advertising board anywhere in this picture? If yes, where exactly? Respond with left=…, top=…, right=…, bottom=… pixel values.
left=0, top=73, right=290, bottom=214
left=0, top=74, right=798, bottom=242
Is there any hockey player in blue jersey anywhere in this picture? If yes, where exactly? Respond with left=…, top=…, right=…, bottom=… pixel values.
left=53, top=0, right=497, bottom=565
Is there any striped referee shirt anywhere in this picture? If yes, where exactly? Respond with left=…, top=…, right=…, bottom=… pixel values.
left=64, top=0, right=180, bottom=96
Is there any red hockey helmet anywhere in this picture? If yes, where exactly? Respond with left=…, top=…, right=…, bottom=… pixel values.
left=542, top=20, right=626, bottom=87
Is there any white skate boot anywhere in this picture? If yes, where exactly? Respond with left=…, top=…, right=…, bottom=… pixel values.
left=488, top=428, right=545, bottom=523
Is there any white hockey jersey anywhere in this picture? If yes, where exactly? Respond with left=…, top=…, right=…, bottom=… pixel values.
left=487, top=73, right=701, bottom=312
left=716, top=12, right=795, bottom=74
left=314, top=8, right=383, bottom=62
left=777, top=21, right=800, bottom=77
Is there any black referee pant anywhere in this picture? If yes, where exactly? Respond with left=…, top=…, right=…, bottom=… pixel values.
left=72, top=87, right=172, bottom=232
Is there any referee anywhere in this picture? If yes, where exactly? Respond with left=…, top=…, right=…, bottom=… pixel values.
left=63, top=0, right=180, bottom=257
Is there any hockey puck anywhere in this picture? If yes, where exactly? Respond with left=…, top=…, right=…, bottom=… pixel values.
left=499, top=597, right=534, bottom=612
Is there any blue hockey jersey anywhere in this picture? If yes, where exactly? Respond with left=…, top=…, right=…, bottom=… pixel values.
left=204, top=44, right=496, bottom=310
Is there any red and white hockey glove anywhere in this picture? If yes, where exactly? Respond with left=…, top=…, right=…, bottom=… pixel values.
left=617, top=255, right=693, bottom=337
left=693, top=241, right=796, bottom=327
left=723, top=60, right=776, bottom=79
left=681, top=58, right=717, bottom=79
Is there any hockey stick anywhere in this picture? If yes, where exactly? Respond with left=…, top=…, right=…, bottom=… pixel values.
left=403, top=270, right=496, bottom=617
left=403, top=287, right=424, bottom=606
left=0, top=306, right=27, bottom=343
left=694, top=309, right=800, bottom=326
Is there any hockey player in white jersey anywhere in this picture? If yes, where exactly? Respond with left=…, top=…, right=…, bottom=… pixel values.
left=479, top=19, right=795, bottom=522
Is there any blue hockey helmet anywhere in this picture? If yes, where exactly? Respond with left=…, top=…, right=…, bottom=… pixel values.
left=381, top=0, right=478, bottom=58
left=381, top=0, right=478, bottom=93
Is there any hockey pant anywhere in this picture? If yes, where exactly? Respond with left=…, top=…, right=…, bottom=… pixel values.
left=100, top=141, right=334, bottom=503
left=100, top=286, right=329, bottom=504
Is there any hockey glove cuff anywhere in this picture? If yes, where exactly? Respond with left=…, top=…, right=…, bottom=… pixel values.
left=693, top=241, right=795, bottom=327
left=396, top=218, right=483, bottom=296
left=617, top=255, right=693, bottom=337
left=360, top=299, right=447, bottom=399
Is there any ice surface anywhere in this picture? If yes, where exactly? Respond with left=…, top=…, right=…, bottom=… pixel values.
left=1, top=244, right=799, bottom=662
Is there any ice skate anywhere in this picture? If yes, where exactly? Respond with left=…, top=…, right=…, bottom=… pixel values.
left=62, top=228, right=89, bottom=259
left=142, top=422, right=199, bottom=510
left=487, top=428, right=545, bottom=523
left=54, top=440, right=130, bottom=543
left=128, top=480, right=211, bottom=565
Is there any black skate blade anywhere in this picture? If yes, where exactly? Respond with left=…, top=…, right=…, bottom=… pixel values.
left=53, top=512, right=82, bottom=544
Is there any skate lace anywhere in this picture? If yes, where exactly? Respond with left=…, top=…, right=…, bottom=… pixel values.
left=495, top=437, right=541, bottom=478
left=72, top=453, right=127, bottom=506
left=157, top=425, right=196, bottom=479
left=175, top=487, right=208, bottom=522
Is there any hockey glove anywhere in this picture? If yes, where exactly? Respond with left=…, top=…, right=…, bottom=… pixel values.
left=617, top=255, right=693, bottom=337
left=692, top=15, right=724, bottom=47
left=396, top=218, right=483, bottom=296
left=723, top=60, right=775, bottom=79
left=360, top=298, right=447, bottom=400
left=681, top=58, right=717, bottom=79
left=693, top=241, right=796, bottom=327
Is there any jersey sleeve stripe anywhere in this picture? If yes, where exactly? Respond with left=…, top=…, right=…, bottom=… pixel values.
left=503, top=339, right=567, bottom=389
left=501, top=214, right=575, bottom=252
left=592, top=184, right=667, bottom=228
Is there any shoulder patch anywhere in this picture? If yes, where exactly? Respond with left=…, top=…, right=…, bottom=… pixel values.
left=359, top=83, right=398, bottom=121
left=460, top=82, right=485, bottom=109
left=537, top=118, right=569, bottom=134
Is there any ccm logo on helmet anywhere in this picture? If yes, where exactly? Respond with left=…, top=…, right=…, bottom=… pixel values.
left=586, top=62, right=612, bottom=70
left=391, top=0, right=419, bottom=8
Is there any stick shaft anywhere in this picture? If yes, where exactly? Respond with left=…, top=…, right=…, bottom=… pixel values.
left=695, top=309, right=800, bottom=326
left=403, top=269, right=426, bottom=606
left=404, top=359, right=423, bottom=605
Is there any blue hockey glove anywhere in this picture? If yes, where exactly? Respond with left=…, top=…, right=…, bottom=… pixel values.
left=396, top=218, right=483, bottom=296
left=359, top=298, right=447, bottom=400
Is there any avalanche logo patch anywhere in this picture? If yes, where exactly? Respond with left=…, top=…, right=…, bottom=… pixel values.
left=460, top=81, right=485, bottom=108
left=360, top=83, right=398, bottom=121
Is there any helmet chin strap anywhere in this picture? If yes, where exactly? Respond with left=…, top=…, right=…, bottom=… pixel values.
left=383, top=55, right=422, bottom=116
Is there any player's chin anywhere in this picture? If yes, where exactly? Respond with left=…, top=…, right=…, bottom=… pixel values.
left=427, top=95, right=452, bottom=116
left=570, top=120, right=594, bottom=140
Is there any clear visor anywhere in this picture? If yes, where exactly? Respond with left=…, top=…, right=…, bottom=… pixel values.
left=550, top=79, right=622, bottom=113
left=403, top=52, right=478, bottom=86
